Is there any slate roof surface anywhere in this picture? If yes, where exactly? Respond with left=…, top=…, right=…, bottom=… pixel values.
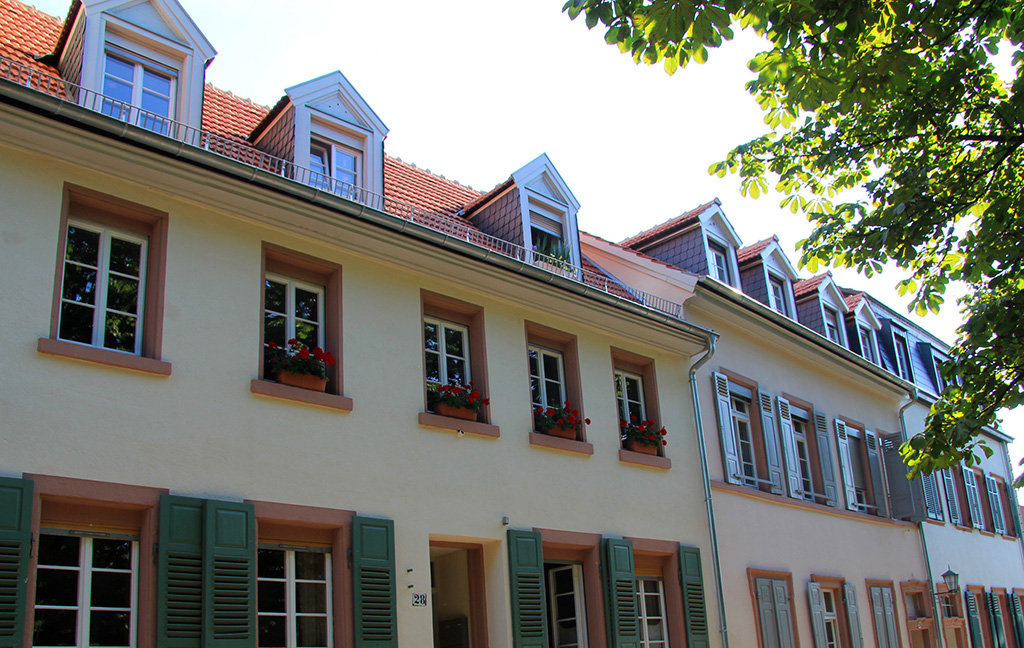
left=619, top=198, right=719, bottom=249
left=737, top=236, right=776, bottom=263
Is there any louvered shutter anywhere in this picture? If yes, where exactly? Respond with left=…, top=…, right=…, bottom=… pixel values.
left=870, top=587, right=891, bottom=648
left=712, top=373, right=742, bottom=484
left=507, top=530, right=548, bottom=648
left=963, top=468, right=984, bottom=529
left=843, top=584, right=864, bottom=648
left=865, top=431, right=889, bottom=518
left=1009, top=593, right=1024, bottom=647
left=777, top=397, right=802, bottom=498
left=808, top=583, right=828, bottom=648
left=814, top=411, right=838, bottom=506
left=158, top=495, right=205, bottom=648
left=772, top=579, right=795, bottom=648
left=1006, top=482, right=1023, bottom=537
left=352, top=516, right=397, bottom=648
left=965, top=591, right=984, bottom=648
left=942, top=469, right=963, bottom=526
left=881, top=586, right=898, bottom=648
left=922, top=473, right=943, bottom=520
left=756, top=578, right=781, bottom=648
left=602, top=538, right=639, bottom=648
left=989, top=592, right=1008, bottom=648
left=986, top=476, right=1007, bottom=535
left=679, top=545, right=709, bottom=648
left=0, top=477, right=32, bottom=648
left=880, top=432, right=924, bottom=521
left=835, top=420, right=859, bottom=512
left=203, top=500, right=256, bottom=648
left=757, top=390, right=785, bottom=495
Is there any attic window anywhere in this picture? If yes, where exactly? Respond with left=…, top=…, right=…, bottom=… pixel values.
left=309, top=140, right=359, bottom=199
left=708, top=240, right=731, bottom=285
left=823, top=307, right=843, bottom=345
left=101, top=49, right=175, bottom=134
left=859, top=326, right=877, bottom=364
left=528, top=198, right=569, bottom=262
left=893, top=329, right=914, bottom=381
left=768, top=275, right=789, bottom=316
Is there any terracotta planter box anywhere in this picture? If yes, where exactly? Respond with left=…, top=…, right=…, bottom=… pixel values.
left=435, top=403, right=478, bottom=421
left=544, top=425, right=577, bottom=440
left=625, top=440, right=659, bottom=456
left=274, top=370, right=327, bottom=392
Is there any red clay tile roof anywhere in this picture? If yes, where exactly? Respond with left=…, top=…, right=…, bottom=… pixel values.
left=844, top=291, right=866, bottom=310
left=794, top=272, right=832, bottom=297
left=202, top=84, right=270, bottom=142
left=737, top=236, right=777, bottom=263
left=0, top=0, right=61, bottom=74
left=384, top=156, right=482, bottom=218
left=619, top=198, right=720, bottom=249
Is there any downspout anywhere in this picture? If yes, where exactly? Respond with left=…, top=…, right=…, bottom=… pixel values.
left=998, top=443, right=1024, bottom=564
left=689, top=331, right=729, bottom=648
left=899, top=387, right=946, bottom=648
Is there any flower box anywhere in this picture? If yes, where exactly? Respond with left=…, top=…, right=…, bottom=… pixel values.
left=546, top=425, right=577, bottom=440
left=274, top=370, right=327, bottom=392
left=435, top=403, right=478, bottom=420
left=625, top=440, right=659, bottom=456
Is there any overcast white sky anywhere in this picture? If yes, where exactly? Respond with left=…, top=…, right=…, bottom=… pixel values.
left=27, top=0, right=1024, bottom=481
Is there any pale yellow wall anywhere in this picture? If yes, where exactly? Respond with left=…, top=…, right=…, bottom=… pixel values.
left=0, top=109, right=717, bottom=646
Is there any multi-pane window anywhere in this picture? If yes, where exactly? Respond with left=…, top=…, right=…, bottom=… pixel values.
left=792, top=416, right=815, bottom=501
left=893, top=331, right=914, bottom=381
left=636, top=578, right=668, bottom=648
left=33, top=533, right=137, bottom=648
left=309, top=142, right=359, bottom=198
left=257, top=548, right=332, bottom=648
left=731, top=396, right=757, bottom=487
left=545, top=564, right=588, bottom=648
left=58, top=221, right=147, bottom=354
left=424, top=317, right=470, bottom=387
left=823, top=307, right=842, bottom=344
left=529, top=346, right=566, bottom=409
left=615, top=370, right=646, bottom=423
left=847, top=433, right=870, bottom=512
left=768, top=276, right=789, bottom=316
left=708, top=241, right=731, bottom=285
left=264, top=274, right=325, bottom=352
left=933, top=356, right=949, bottom=392
left=859, top=327, right=877, bottom=363
left=821, top=589, right=841, bottom=648
left=531, top=226, right=562, bottom=256
left=101, top=51, right=174, bottom=134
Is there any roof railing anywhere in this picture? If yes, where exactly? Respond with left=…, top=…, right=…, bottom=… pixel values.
left=0, top=55, right=684, bottom=320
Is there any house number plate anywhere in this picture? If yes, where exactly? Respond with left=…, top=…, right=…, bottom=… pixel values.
left=412, top=593, right=427, bottom=607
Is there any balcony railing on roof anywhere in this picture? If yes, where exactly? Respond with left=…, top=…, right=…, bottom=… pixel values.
left=0, top=55, right=685, bottom=320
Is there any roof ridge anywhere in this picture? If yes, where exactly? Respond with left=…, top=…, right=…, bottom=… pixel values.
left=204, top=83, right=271, bottom=112
left=386, top=155, right=481, bottom=194
left=20, top=1, right=62, bottom=24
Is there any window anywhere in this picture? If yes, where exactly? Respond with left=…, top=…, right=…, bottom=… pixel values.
left=820, top=589, right=841, bottom=648
left=33, top=533, right=138, bottom=648
left=615, top=370, right=647, bottom=424
left=823, top=307, right=843, bottom=345
left=425, top=318, right=471, bottom=387
left=859, top=327, right=877, bottom=364
left=613, top=349, right=664, bottom=461
left=932, top=356, right=949, bottom=392
left=309, top=141, right=359, bottom=199
left=529, top=345, right=565, bottom=409
left=422, top=292, right=489, bottom=421
left=531, top=226, right=562, bottom=256
left=528, top=196, right=570, bottom=264
left=941, top=468, right=964, bottom=525
left=713, top=373, right=789, bottom=493
left=809, top=579, right=862, bottom=648
left=42, top=185, right=169, bottom=374
left=869, top=584, right=901, bottom=648
left=900, top=581, right=935, bottom=648
left=835, top=420, right=887, bottom=515
left=769, top=276, right=789, bottom=316
left=708, top=240, right=732, bottom=285
left=778, top=400, right=840, bottom=506
left=257, top=548, right=333, bottom=648
left=101, top=50, right=175, bottom=134
left=922, top=472, right=944, bottom=521
left=962, top=466, right=986, bottom=530
left=546, top=564, right=588, bottom=648
left=636, top=578, right=668, bottom=648
left=752, top=572, right=796, bottom=648
left=264, top=274, right=325, bottom=356
left=893, top=330, right=914, bottom=381
left=730, top=395, right=757, bottom=487
left=792, top=414, right=815, bottom=501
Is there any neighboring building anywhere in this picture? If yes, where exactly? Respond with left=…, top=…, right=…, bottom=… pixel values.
left=0, top=2, right=1021, bottom=648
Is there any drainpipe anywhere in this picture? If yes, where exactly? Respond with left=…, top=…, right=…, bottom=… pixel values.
left=898, top=387, right=946, bottom=648
left=688, top=331, right=729, bottom=648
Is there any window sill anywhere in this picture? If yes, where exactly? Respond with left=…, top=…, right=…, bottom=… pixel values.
left=529, top=432, right=593, bottom=455
left=37, top=337, right=171, bottom=376
left=418, top=412, right=500, bottom=438
left=618, top=449, right=671, bottom=470
left=250, top=379, right=353, bottom=412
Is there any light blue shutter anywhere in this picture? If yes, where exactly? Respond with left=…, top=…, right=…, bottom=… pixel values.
left=963, top=468, right=984, bottom=529
left=777, top=397, right=802, bottom=498
left=865, top=431, right=889, bottom=517
left=712, top=373, right=741, bottom=484
left=602, top=538, right=639, bottom=648
left=880, top=432, right=926, bottom=521
left=757, top=390, right=785, bottom=495
left=807, top=583, right=828, bottom=648
left=203, top=500, right=256, bottom=648
left=0, top=477, right=32, bottom=648
left=881, top=586, right=898, bottom=648
left=679, top=545, right=709, bottom=648
left=985, top=476, right=1006, bottom=535
left=922, top=473, right=943, bottom=520
left=352, top=516, right=398, bottom=648
left=843, top=584, right=864, bottom=648
left=835, top=420, right=859, bottom=512
left=772, top=579, right=794, bottom=648
left=870, top=587, right=890, bottom=648
left=756, top=578, right=781, bottom=648
left=507, top=530, right=548, bottom=648
left=814, top=411, right=838, bottom=506
left=942, top=469, right=963, bottom=526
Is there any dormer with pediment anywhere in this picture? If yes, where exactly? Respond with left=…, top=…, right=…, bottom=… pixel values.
left=463, top=154, right=582, bottom=266
left=619, top=199, right=743, bottom=288
left=55, top=0, right=216, bottom=130
left=793, top=272, right=851, bottom=347
left=842, top=291, right=882, bottom=365
left=737, top=236, right=800, bottom=318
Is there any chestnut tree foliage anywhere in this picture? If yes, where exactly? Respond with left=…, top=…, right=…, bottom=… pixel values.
left=565, top=0, right=1024, bottom=481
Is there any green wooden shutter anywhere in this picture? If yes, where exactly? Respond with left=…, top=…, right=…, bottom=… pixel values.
left=942, top=469, right=963, bottom=526
left=1008, top=593, right=1024, bottom=648
left=1005, top=482, right=1022, bottom=537
left=712, top=373, right=742, bottom=484
left=965, top=591, right=984, bottom=648
left=158, top=495, right=205, bottom=648
left=0, top=477, right=32, bottom=648
left=507, top=530, right=548, bottom=648
left=777, top=397, right=802, bottom=498
left=679, top=545, right=709, bottom=648
left=352, top=516, right=397, bottom=648
left=843, top=584, right=864, bottom=648
left=865, top=431, right=889, bottom=517
left=807, top=582, right=828, bottom=648
left=602, top=538, right=638, bottom=648
left=814, top=411, right=838, bottom=506
left=989, top=592, right=1008, bottom=648
left=985, top=476, right=1007, bottom=535
left=757, top=390, right=785, bottom=495
left=203, top=500, right=256, bottom=648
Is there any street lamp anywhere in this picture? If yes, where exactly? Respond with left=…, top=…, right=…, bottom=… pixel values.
left=941, top=569, right=959, bottom=594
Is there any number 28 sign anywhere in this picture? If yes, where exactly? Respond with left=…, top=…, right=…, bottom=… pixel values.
left=412, top=593, right=427, bottom=607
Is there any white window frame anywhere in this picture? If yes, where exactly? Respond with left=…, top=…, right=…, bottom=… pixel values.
left=615, top=370, right=647, bottom=423
left=821, top=588, right=841, bottom=648
left=529, top=345, right=566, bottom=409
left=101, top=48, right=176, bottom=132
left=792, top=416, right=815, bottom=501
left=309, top=139, right=361, bottom=199
left=859, top=326, right=877, bottom=364
left=636, top=577, right=669, bottom=648
left=33, top=532, right=139, bottom=648
left=768, top=275, right=789, bottom=316
left=845, top=426, right=870, bottom=513
left=730, top=394, right=758, bottom=487
left=823, top=307, right=844, bottom=345
left=424, top=317, right=471, bottom=387
left=257, top=547, right=333, bottom=648
left=892, top=329, right=915, bottom=382
left=708, top=239, right=732, bottom=285
left=546, top=563, right=588, bottom=648
left=264, top=273, right=326, bottom=350
left=58, top=219, right=148, bottom=355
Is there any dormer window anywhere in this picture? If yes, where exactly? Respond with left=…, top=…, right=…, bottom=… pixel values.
left=824, top=307, right=844, bottom=345
left=859, top=326, right=877, bottom=364
left=933, top=356, right=948, bottom=391
left=101, top=50, right=175, bottom=133
left=309, top=140, right=359, bottom=198
left=893, top=329, right=914, bottom=381
left=709, top=240, right=732, bottom=285
left=768, top=276, right=789, bottom=316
